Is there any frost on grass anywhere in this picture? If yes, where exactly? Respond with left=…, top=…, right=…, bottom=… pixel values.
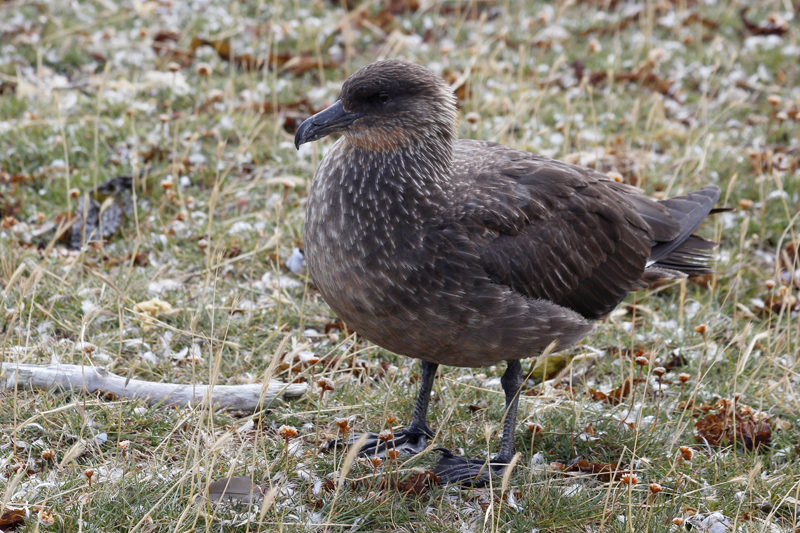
left=0, top=0, right=799, bottom=531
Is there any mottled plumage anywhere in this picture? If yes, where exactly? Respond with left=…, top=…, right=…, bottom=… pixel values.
left=296, top=60, right=720, bottom=485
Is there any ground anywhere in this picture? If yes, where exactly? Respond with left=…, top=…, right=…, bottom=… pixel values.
left=1, top=0, right=799, bottom=531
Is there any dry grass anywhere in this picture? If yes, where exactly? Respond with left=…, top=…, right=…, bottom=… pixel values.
left=1, top=0, right=799, bottom=531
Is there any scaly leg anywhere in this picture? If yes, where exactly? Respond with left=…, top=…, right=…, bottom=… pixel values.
left=434, top=360, right=523, bottom=486
left=328, top=360, right=438, bottom=457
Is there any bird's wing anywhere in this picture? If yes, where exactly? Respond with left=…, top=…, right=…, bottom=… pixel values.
left=452, top=140, right=665, bottom=320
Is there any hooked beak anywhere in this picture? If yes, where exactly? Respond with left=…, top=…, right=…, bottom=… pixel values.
left=294, top=101, right=363, bottom=149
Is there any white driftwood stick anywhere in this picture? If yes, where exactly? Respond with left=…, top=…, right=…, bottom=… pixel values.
left=0, top=363, right=307, bottom=411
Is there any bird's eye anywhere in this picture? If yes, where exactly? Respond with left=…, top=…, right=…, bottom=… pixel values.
left=378, top=92, right=390, bottom=103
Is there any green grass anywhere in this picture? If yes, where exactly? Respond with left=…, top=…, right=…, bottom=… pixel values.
left=1, top=0, right=799, bottom=531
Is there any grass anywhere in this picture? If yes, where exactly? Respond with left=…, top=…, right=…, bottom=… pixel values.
left=1, top=0, right=799, bottom=531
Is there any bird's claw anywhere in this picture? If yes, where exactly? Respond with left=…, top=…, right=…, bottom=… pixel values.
left=326, top=426, right=433, bottom=458
left=433, top=447, right=509, bottom=487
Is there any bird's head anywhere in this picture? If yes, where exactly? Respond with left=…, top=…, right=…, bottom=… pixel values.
left=294, top=60, right=458, bottom=152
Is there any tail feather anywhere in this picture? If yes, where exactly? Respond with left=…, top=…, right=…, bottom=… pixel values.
left=647, top=186, right=720, bottom=275
left=651, top=235, right=717, bottom=276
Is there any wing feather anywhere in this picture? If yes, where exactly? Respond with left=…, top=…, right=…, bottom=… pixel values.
left=450, top=140, right=718, bottom=320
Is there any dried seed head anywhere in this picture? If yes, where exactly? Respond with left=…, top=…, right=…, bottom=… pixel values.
left=160, top=179, right=173, bottom=190
left=526, top=422, right=544, bottom=434
left=765, top=279, right=776, bottom=289
left=635, top=356, right=649, bottom=366
left=37, top=212, right=45, bottom=224
left=653, top=366, right=666, bottom=377
left=679, top=446, right=694, bottom=461
left=167, top=61, right=181, bottom=73
left=197, top=238, right=209, bottom=250
left=118, top=440, right=131, bottom=451
left=207, top=88, right=224, bottom=103
left=776, top=111, right=789, bottom=121
left=42, top=449, right=55, bottom=461
left=38, top=509, right=55, bottom=526
left=277, top=425, right=298, bottom=440
left=69, top=188, right=81, bottom=199
left=649, top=483, right=663, bottom=493
left=464, top=111, right=481, bottom=124
left=371, top=456, right=383, bottom=468
left=195, top=62, right=213, bottom=77
left=647, top=47, right=666, bottom=64
left=386, top=449, right=400, bottom=461
left=386, top=415, right=398, bottom=425
left=767, top=95, right=781, bottom=106
left=739, top=199, right=753, bottom=209
left=126, top=107, right=135, bottom=117
left=588, top=38, right=601, bottom=53
left=673, top=518, right=684, bottom=526
left=317, top=377, right=335, bottom=393
left=678, top=373, right=691, bottom=384
left=335, top=418, right=351, bottom=433
left=85, top=468, right=94, bottom=485
left=620, top=473, right=638, bottom=485
left=378, top=429, right=393, bottom=442
left=607, top=171, right=624, bottom=183
left=79, top=342, right=97, bottom=354
left=159, top=113, right=170, bottom=123
left=695, top=324, right=708, bottom=335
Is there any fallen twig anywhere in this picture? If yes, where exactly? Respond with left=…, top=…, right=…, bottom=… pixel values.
left=0, top=363, right=307, bottom=411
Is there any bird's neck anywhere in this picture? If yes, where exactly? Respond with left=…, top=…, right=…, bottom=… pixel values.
left=337, top=137, right=455, bottom=213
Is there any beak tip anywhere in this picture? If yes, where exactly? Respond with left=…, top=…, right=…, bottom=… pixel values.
left=293, top=101, right=355, bottom=150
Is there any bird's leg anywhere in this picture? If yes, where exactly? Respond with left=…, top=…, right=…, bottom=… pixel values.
left=328, top=360, right=438, bottom=457
left=434, top=360, right=523, bottom=486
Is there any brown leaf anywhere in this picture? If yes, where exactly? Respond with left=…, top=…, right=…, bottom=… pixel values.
left=189, top=37, right=337, bottom=75
left=0, top=507, right=26, bottom=527
left=153, top=29, right=180, bottom=43
left=588, top=379, right=633, bottom=405
left=740, top=8, right=789, bottom=36
left=695, top=399, right=772, bottom=450
left=396, top=471, right=440, bottom=495
left=324, top=321, right=355, bottom=335
left=665, top=352, right=688, bottom=370
left=130, top=251, right=149, bottom=267
left=190, top=37, right=266, bottom=71
left=564, top=458, right=628, bottom=483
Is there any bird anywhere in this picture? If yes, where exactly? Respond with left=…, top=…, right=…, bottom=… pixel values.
left=294, top=59, right=720, bottom=486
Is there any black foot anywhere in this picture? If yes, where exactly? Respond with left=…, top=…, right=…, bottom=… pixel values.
left=327, top=426, right=433, bottom=458
left=433, top=448, right=509, bottom=487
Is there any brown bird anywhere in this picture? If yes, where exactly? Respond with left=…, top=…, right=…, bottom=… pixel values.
left=295, top=59, right=719, bottom=485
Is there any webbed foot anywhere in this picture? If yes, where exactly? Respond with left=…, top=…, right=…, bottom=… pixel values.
left=433, top=447, right=510, bottom=487
left=327, top=426, right=433, bottom=457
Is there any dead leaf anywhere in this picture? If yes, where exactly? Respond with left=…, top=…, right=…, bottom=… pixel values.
left=588, top=378, right=636, bottom=405
left=190, top=37, right=338, bottom=74
left=695, top=398, right=772, bottom=450
left=207, top=476, right=264, bottom=503
left=396, top=471, right=440, bottom=495
left=564, top=457, right=628, bottom=482
left=0, top=507, right=26, bottom=527
left=740, top=8, right=789, bottom=36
